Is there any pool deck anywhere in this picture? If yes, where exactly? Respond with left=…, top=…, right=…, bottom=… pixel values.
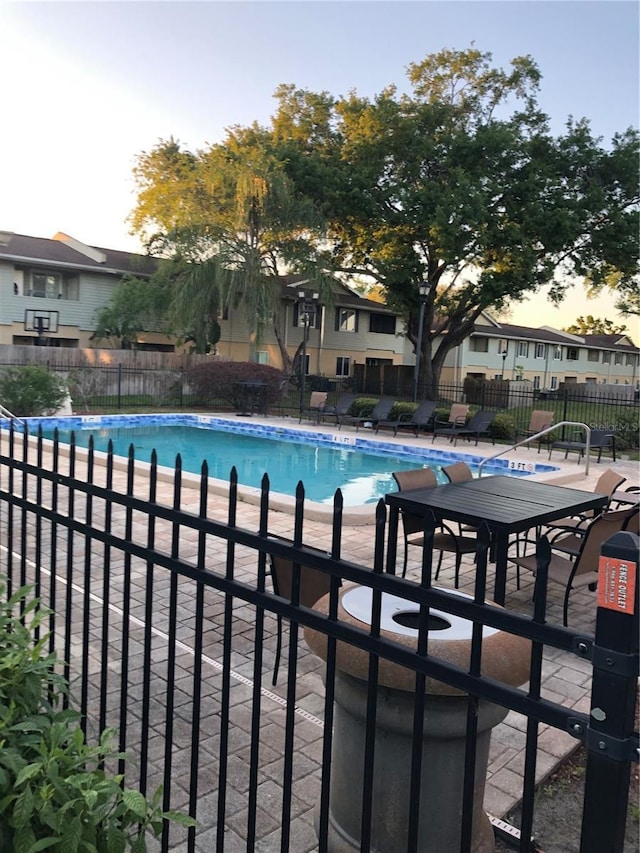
left=9, top=412, right=639, bottom=847
left=199, top=414, right=639, bottom=823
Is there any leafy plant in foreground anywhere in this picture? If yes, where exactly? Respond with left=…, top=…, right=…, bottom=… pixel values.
left=0, top=584, right=194, bottom=852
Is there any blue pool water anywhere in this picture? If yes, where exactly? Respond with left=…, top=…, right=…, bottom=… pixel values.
left=21, top=414, right=559, bottom=506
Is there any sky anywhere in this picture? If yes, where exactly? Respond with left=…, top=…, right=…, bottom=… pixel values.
left=0, top=0, right=638, bottom=332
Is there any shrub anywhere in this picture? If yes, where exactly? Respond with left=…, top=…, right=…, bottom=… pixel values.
left=187, top=361, right=284, bottom=410
left=387, top=401, right=418, bottom=422
left=491, top=412, right=517, bottom=441
left=0, top=583, right=194, bottom=852
left=0, top=366, right=68, bottom=417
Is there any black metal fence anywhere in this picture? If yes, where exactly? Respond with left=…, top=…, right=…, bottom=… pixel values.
left=0, top=426, right=637, bottom=851
left=20, top=361, right=639, bottom=450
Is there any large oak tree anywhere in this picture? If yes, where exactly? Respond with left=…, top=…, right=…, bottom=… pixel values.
left=270, top=48, right=639, bottom=392
left=126, top=49, right=638, bottom=385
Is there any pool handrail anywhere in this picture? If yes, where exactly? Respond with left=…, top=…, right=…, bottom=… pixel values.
left=477, top=422, right=593, bottom=478
left=0, top=403, right=27, bottom=430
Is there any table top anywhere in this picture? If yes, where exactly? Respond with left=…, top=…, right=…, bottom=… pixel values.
left=385, top=475, right=608, bottom=534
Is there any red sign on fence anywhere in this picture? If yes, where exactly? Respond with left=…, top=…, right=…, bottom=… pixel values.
left=597, top=555, right=637, bottom=614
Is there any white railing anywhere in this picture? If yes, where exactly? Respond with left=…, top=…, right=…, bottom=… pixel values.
left=0, top=403, right=26, bottom=430
left=478, top=422, right=593, bottom=477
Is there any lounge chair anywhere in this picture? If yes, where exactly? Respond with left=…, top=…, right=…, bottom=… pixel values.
left=432, top=403, right=469, bottom=431
left=549, top=429, right=617, bottom=463
left=516, top=409, right=555, bottom=453
left=375, top=400, right=437, bottom=437
left=320, top=392, right=357, bottom=425
left=432, top=410, right=495, bottom=446
left=338, top=396, right=396, bottom=432
left=508, top=506, right=639, bottom=625
left=299, top=390, right=328, bottom=424
left=392, top=468, right=478, bottom=586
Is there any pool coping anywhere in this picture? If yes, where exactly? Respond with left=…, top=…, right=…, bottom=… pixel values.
left=9, top=411, right=589, bottom=526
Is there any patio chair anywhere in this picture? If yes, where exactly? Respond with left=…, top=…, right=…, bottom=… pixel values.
left=432, top=403, right=470, bottom=432
left=299, top=390, right=328, bottom=424
left=338, top=396, right=396, bottom=432
left=549, top=429, right=617, bottom=464
left=611, top=485, right=640, bottom=509
left=508, top=505, right=639, bottom=626
left=516, top=409, right=555, bottom=453
left=544, top=468, right=627, bottom=536
left=375, top=400, right=437, bottom=437
left=267, top=539, right=339, bottom=685
left=320, top=392, right=357, bottom=425
left=392, top=468, right=478, bottom=586
left=432, top=410, right=496, bottom=446
left=442, top=461, right=474, bottom=484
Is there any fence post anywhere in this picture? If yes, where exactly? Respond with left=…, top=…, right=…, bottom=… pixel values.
left=580, top=530, right=639, bottom=853
left=117, top=363, right=122, bottom=409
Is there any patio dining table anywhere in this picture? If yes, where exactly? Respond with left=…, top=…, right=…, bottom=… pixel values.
left=384, top=475, right=608, bottom=604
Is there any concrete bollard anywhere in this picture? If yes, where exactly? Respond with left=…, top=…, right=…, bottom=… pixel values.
left=304, top=586, right=531, bottom=853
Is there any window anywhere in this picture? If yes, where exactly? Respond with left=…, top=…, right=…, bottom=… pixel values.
left=586, top=377, right=597, bottom=384
left=553, top=346, right=562, bottom=360
left=517, top=341, right=529, bottom=357
left=31, top=272, right=60, bottom=298
left=566, top=348, right=579, bottom=361
left=335, top=308, right=358, bottom=332
left=365, top=357, right=393, bottom=367
left=550, top=376, right=558, bottom=390
left=626, top=353, right=637, bottom=367
left=602, top=351, right=611, bottom=364
left=470, top=337, right=488, bottom=352
left=336, top=356, right=351, bottom=376
left=27, top=270, right=79, bottom=300
left=614, top=352, right=623, bottom=365
left=368, top=312, right=395, bottom=334
left=587, top=350, right=600, bottom=362
left=535, top=343, right=546, bottom=359
left=533, top=376, right=541, bottom=390
left=564, top=376, right=577, bottom=383
left=497, top=339, right=508, bottom=354
left=256, top=351, right=269, bottom=365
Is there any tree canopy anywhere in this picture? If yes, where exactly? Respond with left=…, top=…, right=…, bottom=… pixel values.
left=269, top=48, right=639, bottom=390
left=125, top=48, right=639, bottom=386
left=128, top=129, right=335, bottom=360
left=563, top=315, right=628, bottom=336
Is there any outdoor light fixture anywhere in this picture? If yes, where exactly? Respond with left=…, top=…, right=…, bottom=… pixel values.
left=297, top=289, right=320, bottom=415
left=412, top=281, right=432, bottom=402
left=501, top=347, right=508, bottom=379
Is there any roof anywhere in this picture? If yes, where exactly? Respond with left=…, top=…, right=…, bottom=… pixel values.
left=472, top=321, right=638, bottom=352
left=0, top=231, right=157, bottom=276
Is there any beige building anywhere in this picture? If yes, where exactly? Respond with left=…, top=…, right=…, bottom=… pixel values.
left=0, top=230, right=637, bottom=389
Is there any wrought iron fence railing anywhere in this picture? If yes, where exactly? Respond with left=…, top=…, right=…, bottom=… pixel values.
left=0, top=426, right=637, bottom=851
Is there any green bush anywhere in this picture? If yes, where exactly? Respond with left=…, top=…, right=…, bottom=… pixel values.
left=0, top=583, right=194, bottom=852
left=347, top=397, right=378, bottom=418
left=491, top=412, right=517, bottom=441
left=387, top=402, right=418, bottom=422
left=0, top=366, right=68, bottom=417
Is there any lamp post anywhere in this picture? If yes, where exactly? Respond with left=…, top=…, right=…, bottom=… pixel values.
left=412, top=281, right=431, bottom=402
left=298, top=290, right=319, bottom=415
left=501, top=348, right=508, bottom=380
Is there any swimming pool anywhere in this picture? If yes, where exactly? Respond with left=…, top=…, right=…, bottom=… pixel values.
left=16, top=413, right=560, bottom=507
